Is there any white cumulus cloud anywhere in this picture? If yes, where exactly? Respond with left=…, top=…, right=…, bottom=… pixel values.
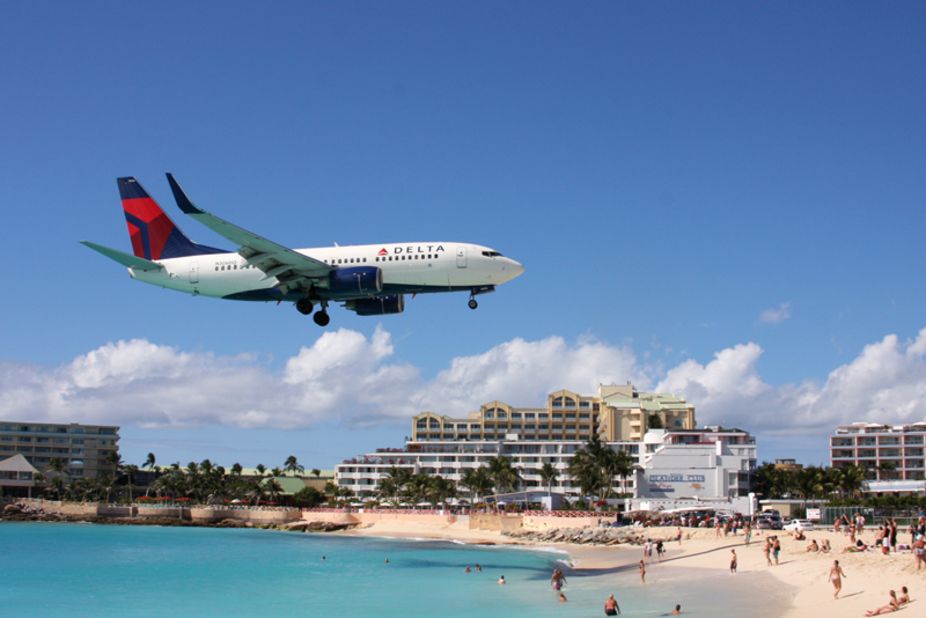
left=759, top=302, right=792, bottom=324
left=2, top=326, right=926, bottom=449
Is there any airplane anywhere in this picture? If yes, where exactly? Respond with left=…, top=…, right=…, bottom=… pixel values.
left=81, top=174, right=525, bottom=326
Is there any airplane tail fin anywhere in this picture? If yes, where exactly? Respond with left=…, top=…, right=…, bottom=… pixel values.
left=117, top=177, right=224, bottom=259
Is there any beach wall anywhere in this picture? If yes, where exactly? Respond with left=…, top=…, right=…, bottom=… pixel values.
left=469, top=513, right=523, bottom=533
left=521, top=515, right=602, bottom=531
left=15, top=499, right=301, bottom=525
left=301, top=509, right=459, bottom=527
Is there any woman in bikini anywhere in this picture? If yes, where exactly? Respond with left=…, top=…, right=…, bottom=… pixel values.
left=865, top=590, right=900, bottom=616
left=828, top=560, right=846, bottom=599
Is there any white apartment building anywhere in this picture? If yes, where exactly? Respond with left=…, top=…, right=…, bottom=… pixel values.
left=830, top=422, right=926, bottom=481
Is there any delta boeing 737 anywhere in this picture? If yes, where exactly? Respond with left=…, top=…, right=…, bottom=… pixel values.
left=82, top=174, right=524, bottom=326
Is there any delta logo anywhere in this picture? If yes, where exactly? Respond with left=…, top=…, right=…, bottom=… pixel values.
left=378, top=245, right=446, bottom=255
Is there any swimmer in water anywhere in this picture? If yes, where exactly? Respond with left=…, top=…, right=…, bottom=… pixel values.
left=604, top=593, right=621, bottom=615
left=559, top=592, right=567, bottom=603
left=497, top=575, right=506, bottom=585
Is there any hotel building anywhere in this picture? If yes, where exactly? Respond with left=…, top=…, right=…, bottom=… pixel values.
left=830, top=422, right=926, bottom=481
left=411, top=384, right=696, bottom=443
left=337, top=385, right=756, bottom=505
left=0, top=421, right=120, bottom=479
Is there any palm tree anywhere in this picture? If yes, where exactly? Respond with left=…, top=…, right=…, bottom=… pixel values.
left=539, top=462, right=558, bottom=495
left=427, top=476, right=457, bottom=509
left=460, top=466, right=494, bottom=505
left=143, top=452, right=156, bottom=472
left=124, top=464, right=139, bottom=503
left=568, top=436, right=634, bottom=502
left=231, top=462, right=243, bottom=476
left=104, top=450, right=122, bottom=476
left=311, top=468, right=321, bottom=479
left=284, top=455, right=304, bottom=476
left=255, top=464, right=267, bottom=477
left=264, top=478, right=284, bottom=505
left=486, top=456, right=521, bottom=494
left=378, top=467, right=413, bottom=506
left=271, top=467, right=283, bottom=478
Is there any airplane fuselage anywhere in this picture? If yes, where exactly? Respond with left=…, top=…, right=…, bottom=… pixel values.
left=130, top=241, right=523, bottom=302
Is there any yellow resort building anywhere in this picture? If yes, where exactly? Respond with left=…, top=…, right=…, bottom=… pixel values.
left=411, top=383, right=696, bottom=443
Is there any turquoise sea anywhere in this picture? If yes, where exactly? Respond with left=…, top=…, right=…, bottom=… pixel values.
left=2, top=522, right=789, bottom=617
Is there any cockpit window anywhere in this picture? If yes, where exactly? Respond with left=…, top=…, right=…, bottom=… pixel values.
left=481, top=251, right=503, bottom=257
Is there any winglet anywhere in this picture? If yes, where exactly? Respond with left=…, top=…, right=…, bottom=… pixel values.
left=165, top=173, right=203, bottom=215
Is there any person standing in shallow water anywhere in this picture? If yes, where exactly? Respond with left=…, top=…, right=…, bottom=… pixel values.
left=639, top=560, right=646, bottom=583
left=828, top=560, right=846, bottom=599
left=604, top=593, right=621, bottom=615
left=729, top=549, right=737, bottom=573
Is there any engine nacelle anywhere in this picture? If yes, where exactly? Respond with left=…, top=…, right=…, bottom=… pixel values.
left=328, top=266, right=383, bottom=295
left=349, top=294, right=405, bottom=316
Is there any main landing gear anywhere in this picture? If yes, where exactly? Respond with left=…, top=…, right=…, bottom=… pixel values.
left=295, top=297, right=330, bottom=326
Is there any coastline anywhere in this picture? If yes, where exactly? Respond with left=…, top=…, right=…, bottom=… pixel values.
left=339, top=520, right=922, bottom=617
left=8, top=501, right=921, bottom=617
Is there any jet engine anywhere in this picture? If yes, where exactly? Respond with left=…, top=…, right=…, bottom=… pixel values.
left=348, top=294, right=405, bottom=316
left=328, top=266, right=383, bottom=295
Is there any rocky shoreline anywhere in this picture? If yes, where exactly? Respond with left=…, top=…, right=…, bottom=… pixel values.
left=1, top=502, right=357, bottom=532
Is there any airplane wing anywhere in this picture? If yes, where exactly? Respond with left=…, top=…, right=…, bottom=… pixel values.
left=165, top=173, right=333, bottom=294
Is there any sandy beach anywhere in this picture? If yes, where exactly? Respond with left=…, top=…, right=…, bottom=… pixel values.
left=342, top=519, right=923, bottom=616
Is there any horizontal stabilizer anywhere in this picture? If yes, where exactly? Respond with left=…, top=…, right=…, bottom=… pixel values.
left=80, top=241, right=164, bottom=271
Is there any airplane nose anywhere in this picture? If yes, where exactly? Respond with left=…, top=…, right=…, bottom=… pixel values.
left=506, top=258, right=525, bottom=280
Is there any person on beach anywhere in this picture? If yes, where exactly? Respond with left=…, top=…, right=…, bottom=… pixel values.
left=773, top=537, right=781, bottom=565
left=656, top=540, right=665, bottom=560
left=828, top=560, right=846, bottom=599
left=676, top=527, right=683, bottom=544
left=764, top=538, right=773, bottom=566
left=497, top=575, right=506, bottom=585
left=729, top=549, right=737, bottom=573
left=639, top=559, right=646, bottom=583
left=821, top=539, right=832, bottom=553
left=915, top=535, right=926, bottom=570
left=864, top=589, right=900, bottom=615
left=744, top=523, right=752, bottom=545
left=807, top=539, right=819, bottom=552
left=604, top=593, right=621, bottom=616
left=898, top=586, right=910, bottom=605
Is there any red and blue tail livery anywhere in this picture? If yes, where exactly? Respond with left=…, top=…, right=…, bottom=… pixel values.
left=83, top=174, right=524, bottom=327
left=118, top=177, right=223, bottom=259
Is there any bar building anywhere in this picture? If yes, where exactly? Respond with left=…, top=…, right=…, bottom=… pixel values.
left=0, top=421, right=120, bottom=480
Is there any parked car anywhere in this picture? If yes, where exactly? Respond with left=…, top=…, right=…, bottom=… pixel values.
left=756, top=516, right=782, bottom=530
left=783, top=519, right=815, bottom=531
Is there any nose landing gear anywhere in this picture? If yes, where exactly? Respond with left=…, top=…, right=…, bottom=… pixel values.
left=467, top=285, right=495, bottom=310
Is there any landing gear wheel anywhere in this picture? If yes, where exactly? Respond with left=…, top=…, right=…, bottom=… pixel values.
left=468, top=298, right=478, bottom=310
left=296, top=298, right=314, bottom=315
left=313, top=311, right=330, bottom=326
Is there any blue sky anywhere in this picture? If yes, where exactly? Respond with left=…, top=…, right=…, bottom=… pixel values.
left=1, top=1, right=925, bottom=470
